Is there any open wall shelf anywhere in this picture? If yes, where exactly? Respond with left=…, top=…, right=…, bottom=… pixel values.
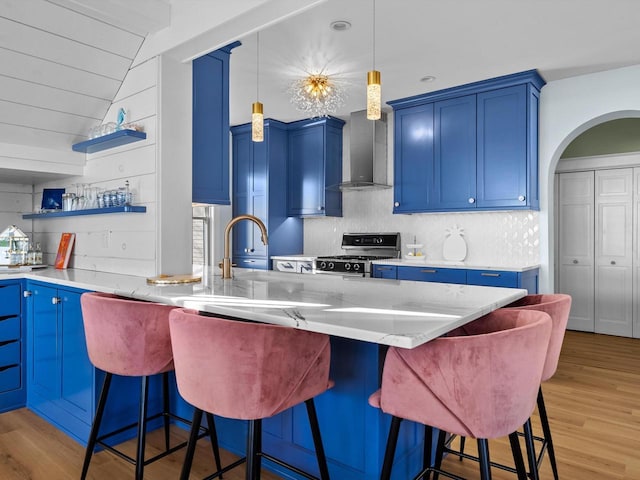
left=23, top=206, right=146, bottom=219
left=72, top=129, right=146, bottom=153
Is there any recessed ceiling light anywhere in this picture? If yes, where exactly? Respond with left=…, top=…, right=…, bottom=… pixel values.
left=420, top=75, right=436, bottom=83
left=330, top=20, right=352, bottom=32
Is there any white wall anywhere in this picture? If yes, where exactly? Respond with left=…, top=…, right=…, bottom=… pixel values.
left=0, top=183, right=33, bottom=244
left=32, top=55, right=192, bottom=276
left=539, top=64, right=640, bottom=292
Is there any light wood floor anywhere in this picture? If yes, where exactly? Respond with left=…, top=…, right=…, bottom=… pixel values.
left=0, top=330, right=637, bottom=479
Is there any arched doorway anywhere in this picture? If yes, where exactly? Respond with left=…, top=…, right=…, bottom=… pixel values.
left=553, top=117, right=640, bottom=337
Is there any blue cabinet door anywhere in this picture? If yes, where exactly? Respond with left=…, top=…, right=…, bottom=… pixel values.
left=397, top=266, right=467, bottom=284
left=287, top=117, right=344, bottom=217
left=371, top=264, right=397, bottom=279
left=393, top=104, right=434, bottom=213
left=476, top=85, right=529, bottom=209
left=29, top=283, right=59, bottom=401
left=59, top=289, right=93, bottom=423
left=192, top=43, right=239, bottom=205
left=288, top=123, right=326, bottom=216
left=432, top=95, right=477, bottom=210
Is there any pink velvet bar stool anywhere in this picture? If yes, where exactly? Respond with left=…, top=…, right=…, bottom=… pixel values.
left=453, top=294, right=571, bottom=480
left=369, top=308, right=552, bottom=480
left=80, top=292, right=222, bottom=480
left=169, top=308, right=333, bottom=480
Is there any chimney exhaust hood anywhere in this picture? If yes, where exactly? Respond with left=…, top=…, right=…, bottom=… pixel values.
left=332, top=109, right=390, bottom=191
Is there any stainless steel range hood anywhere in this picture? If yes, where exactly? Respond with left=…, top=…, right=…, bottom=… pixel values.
left=332, top=109, right=390, bottom=191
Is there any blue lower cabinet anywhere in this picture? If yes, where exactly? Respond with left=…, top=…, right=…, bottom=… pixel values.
left=371, top=264, right=398, bottom=279
left=467, top=268, right=539, bottom=293
left=375, top=264, right=539, bottom=293
left=398, top=265, right=467, bottom=284
left=26, top=281, right=158, bottom=445
left=173, top=338, right=424, bottom=479
left=0, top=280, right=26, bottom=412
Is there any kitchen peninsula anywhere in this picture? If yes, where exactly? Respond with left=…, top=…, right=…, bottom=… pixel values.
left=3, top=268, right=525, bottom=479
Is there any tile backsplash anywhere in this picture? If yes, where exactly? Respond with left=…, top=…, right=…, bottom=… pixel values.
left=303, top=188, right=539, bottom=267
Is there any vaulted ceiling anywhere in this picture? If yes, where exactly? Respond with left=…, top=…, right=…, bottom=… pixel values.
left=3, top=0, right=640, bottom=185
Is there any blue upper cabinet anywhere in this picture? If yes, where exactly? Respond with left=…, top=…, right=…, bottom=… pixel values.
left=287, top=117, right=345, bottom=217
left=392, top=103, right=433, bottom=214
left=231, top=120, right=303, bottom=270
left=389, top=70, right=544, bottom=213
left=477, top=84, right=533, bottom=208
left=432, top=94, right=477, bottom=210
left=192, top=42, right=240, bottom=205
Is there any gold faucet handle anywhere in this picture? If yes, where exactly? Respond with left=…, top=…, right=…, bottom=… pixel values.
left=218, top=261, right=237, bottom=269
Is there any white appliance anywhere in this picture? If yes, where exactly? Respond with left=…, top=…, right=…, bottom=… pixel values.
left=271, top=255, right=316, bottom=274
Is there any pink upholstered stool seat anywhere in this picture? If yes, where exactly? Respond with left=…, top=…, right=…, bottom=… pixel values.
left=169, top=308, right=333, bottom=480
left=451, top=294, right=571, bottom=480
left=369, top=308, right=552, bottom=480
left=80, top=292, right=222, bottom=480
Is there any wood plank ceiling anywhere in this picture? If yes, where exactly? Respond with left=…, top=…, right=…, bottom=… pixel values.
left=0, top=0, right=168, bottom=153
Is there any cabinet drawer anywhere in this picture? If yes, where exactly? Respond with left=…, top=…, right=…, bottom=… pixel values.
left=398, top=266, right=466, bottom=284
left=0, top=365, right=20, bottom=392
left=0, top=316, right=20, bottom=342
left=467, top=270, right=518, bottom=288
left=235, top=257, right=268, bottom=270
left=372, top=265, right=398, bottom=279
left=0, top=340, right=19, bottom=367
left=0, top=283, right=20, bottom=316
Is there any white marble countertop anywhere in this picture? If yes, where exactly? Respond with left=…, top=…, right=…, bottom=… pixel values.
left=7, top=267, right=526, bottom=349
left=371, top=259, right=540, bottom=272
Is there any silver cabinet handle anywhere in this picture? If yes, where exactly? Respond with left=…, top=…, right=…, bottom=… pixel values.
left=23, top=290, right=32, bottom=298
left=317, top=206, right=325, bottom=211
left=394, top=201, right=400, bottom=207
left=421, top=269, right=437, bottom=274
left=468, top=198, right=475, bottom=204
left=51, top=297, right=61, bottom=305
left=377, top=266, right=393, bottom=271
left=573, top=259, right=578, bottom=264
left=611, top=260, right=616, bottom=265
left=518, top=195, right=526, bottom=202
left=243, top=260, right=256, bottom=263
left=480, top=272, right=500, bottom=277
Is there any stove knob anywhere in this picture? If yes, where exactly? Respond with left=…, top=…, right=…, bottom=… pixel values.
left=328, top=262, right=335, bottom=270
left=344, top=263, right=351, bottom=271
left=320, top=261, right=327, bottom=269
left=353, top=263, right=361, bottom=271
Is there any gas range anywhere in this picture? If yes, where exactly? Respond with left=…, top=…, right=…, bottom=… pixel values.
left=314, top=233, right=401, bottom=276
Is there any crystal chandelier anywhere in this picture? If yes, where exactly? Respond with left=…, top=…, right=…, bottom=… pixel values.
left=288, top=73, right=347, bottom=118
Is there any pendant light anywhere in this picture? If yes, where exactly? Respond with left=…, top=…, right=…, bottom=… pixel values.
left=252, top=31, right=264, bottom=142
left=366, top=0, right=381, bottom=120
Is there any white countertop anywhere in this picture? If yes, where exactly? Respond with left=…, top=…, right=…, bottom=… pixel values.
left=7, top=267, right=526, bottom=349
left=371, top=259, right=540, bottom=272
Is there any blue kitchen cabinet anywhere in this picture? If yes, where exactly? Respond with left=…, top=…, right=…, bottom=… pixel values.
left=192, top=42, right=240, bottom=205
left=287, top=117, right=345, bottom=217
left=389, top=70, right=544, bottom=213
left=26, top=281, right=149, bottom=444
left=397, top=265, right=467, bottom=284
left=231, top=120, right=303, bottom=269
left=467, top=268, right=539, bottom=293
left=432, top=95, right=477, bottom=210
left=373, top=264, right=539, bottom=293
left=0, top=280, right=25, bottom=413
left=392, top=104, right=434, bottom=214
left=371, top=264, right=398, bottom=279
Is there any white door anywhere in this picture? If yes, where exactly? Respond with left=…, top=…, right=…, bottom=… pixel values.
left=634, top=168, right=640, bottom=339
left=557, top=171, right=595, bottom=332
left=594, top=168, right=633, bottom=336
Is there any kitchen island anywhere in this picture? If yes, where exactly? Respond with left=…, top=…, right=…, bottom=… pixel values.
left=4, top=268, right=526, bottom=479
